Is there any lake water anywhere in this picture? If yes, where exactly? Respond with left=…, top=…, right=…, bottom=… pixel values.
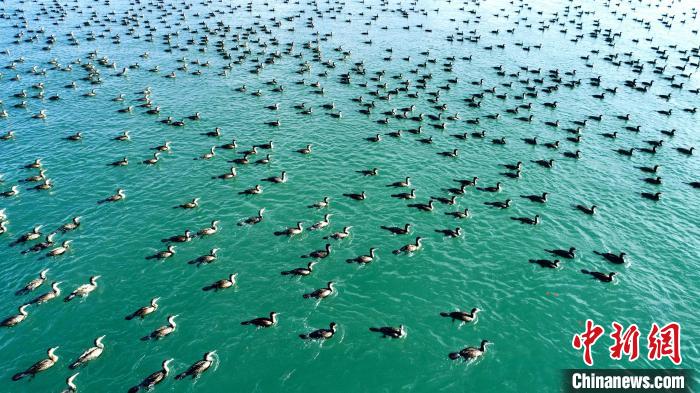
left=0, top=0, right=698, bottom=391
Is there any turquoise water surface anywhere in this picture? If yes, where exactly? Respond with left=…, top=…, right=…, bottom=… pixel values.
left=0, top=0, right=699, bottom=391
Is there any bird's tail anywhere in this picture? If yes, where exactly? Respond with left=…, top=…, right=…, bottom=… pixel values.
left=140, top=335, right=151, bottom=341
left=202, top=285, right=215, bottom=291
left=448, top=352, right=461, bottom=360
left=593, top=251, right=602, bottom=256
left=241, top=321, right=251, bottom=325
left=125, top=313, right=135, bottom=321
left=145, top=255, right=155, bottom=260
left=174, top=372, right=187, bottom=380
left=581, top=269, right=591, bottom=275
left=273, top=231, right=284, bottom=236
left=69, top=361, right=80, bottom=370
left=528, top=259, right=536, bottom=264
left=369, top=327, right=380, bottom=332
left=281, top=271, right=291, bottom=276
left=302, top=294, right=311, bottom=299
left=299, top=334, right=309, bottom=339
left=14, top=288, right=27, bottom=296
left=300, top=254, right=309, bottom=259
left=64, top=294, right=75, bottom=302
left=392, top=249, right=401, bottom=255
left=128, top=385, right=141, bottom=393
left=440, top=312, right=450, bottom=317
left=12, top=372, right=26, bottom=381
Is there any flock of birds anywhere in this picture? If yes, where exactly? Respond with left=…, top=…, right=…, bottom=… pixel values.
left=0, top=0, right=699, bottom=390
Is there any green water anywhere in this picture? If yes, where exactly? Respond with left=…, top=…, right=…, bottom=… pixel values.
left=0, top=0, right=698, bottom=391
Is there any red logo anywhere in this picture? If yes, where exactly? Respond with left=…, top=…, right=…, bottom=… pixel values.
left=573, top=321, right=682, bottom=366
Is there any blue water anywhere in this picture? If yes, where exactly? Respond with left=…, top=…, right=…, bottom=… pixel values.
left=0, top=0, right=699, bottom=391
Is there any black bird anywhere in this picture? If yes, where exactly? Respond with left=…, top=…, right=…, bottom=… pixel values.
left=484, top=199, right=511, bottom=209
left=546, top=247, right=576, bottom=259
left=529, top=259, right=560, bottom=268
left=641, top=192, right=662, bottom=201
left=511, top=215, right=540, bottom=225
left=581, top=270, right=617, bottom=283
left=381, top=224, right=411, bottom=235
left=576, top=205, right=597, bottom=215
left=520, top=192, right=548, bottom=203
left=369, top=325, right=405, bottom=338
left=343, top=191, right=366, bottom=200
left=594, top=251, right=627, bottom=264
left=299, top=322, right=337, bottom=340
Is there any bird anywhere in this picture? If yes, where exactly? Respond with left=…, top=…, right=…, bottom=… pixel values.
left=98, top=189, right=125, bottom=203
left=369, top=325, right=406, bottom=338
left=381, top=224, right=411, bottom=235
left=61, top=373, right=79, bottom=393
left=1, top=304, right=30, bottom=327
left=546, top=247, right=576, bottom=259
left=12, top=347, right=59, bottom=380
left=146, top=245, right=176, bottom=260
left=274, top=222, right=303, bottom=236
left=440, top=308, right=481, bottom=323
left=47, top=240, right=72, bottom=257
left=393, top=237, right=423, bottom=254
left=16, top=269, right=49, bottom=294
left=324, top=226, right=353, bottom=240
left=126, top=297, right=160, bottom=320
left=576, top=205, right=597, bottom=215
left=128, top=359, right=173, bottom=393
left=581, top=270, right=617, bottom=283
left=529, top=259, right=561, bottom=268
left=594, top=251, right=627, bottom=264
left=346, top=248, right=377, bottom=264
left=64, top=276, right=101, bottom=302
left=69, top=336, right=106, bottom=369
left=511, top=215, right=541, bottom=225
left=238, top=208, right=265, bottom=226
left=241, top=312, right=278, bottom=327
left=202, top=274, right=238, bottom=291
left=300, top=322, right=337, bottom=340
left=142, top=315, right=178, bottom=340
left=177, top=198, right=200, bottom=209
left=175, top=351, right=216, bottom=380
left=449, top=340, right=491, bottom=360
left=303, top=281, right=335, bottom=299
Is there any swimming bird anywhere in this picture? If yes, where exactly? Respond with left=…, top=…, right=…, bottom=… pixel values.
left=274, top=222, right=304, bottom=236
left=435, top=227, right=462, bottom=237
left=263, top=171, right=287, bottom=184
left=300, top=323, right=337, bottom=340
left=532, top=159, right=555, bottom=168
left=343, top=191, right=366, bottom=200
left=408, top=200, right=435, bottom=211
left=282, top=262, right=318, bottom=276
left=594, top=251, right=627, bottom=264
left=297, top=144, right=312, bottom=154
left=309, top=197, right=330, bottom=209
left=146, top=245, right=176, bottom=260
left=309, top=214, right=332, bottom=231
left=16, top=269, right=49, bottom=294
left=641, top=192, right=662, bottom=201
left=64, top=275, right=101, bottom=302
left=576, top=205, right=597, bottom=215
left=58, top=216, right=81, bottom=232
left=143, top=153, right=160, bottom=165
left=189, top=248, right=219, bottom=266
left=357, top=168, right=379, bottom=176
left=381, top=224, right=411, bottom=235
left=440, top=308, right=481, bottom=323
left=325, top=226, right=352, bottom=240
left=546, top=247, right=576, bottom=259
left=529, top=259, right=561, bottom=268
left=126, top=298, right=160, bottom=320
left=238, top=208, right=265, bottom=226
left=346, top=248, right=377, bottom=264
left=12, top=347, right=59, bottom=380
left=302, top=244, right=332, bottom=259
left=521, top=192, right=548, bottom=203
left=61, top=373, right=79, bottom=393
left=109, top=157, right=129, bottom=167
left=162, top=230, right=192, bottom=243
left=391, top=189, right=416, bottom=200
left=369, top=325, right=405, bottom=338
left=203, top=273, right=238, bottom=291
left=142, top=315, right=178, bottom=340
left=484, top=199, right=511, bottom=209
left=30, top=282, right=61, bottom=305
left=303, top=281, right=335, bottom=299
left=449, top=340, right=490, bottom=360
left=393, top=237, right=423, bottom=254
left=98, top=189, right=125, bottom=203
left=128, top=359, right=172, bottom=393
left=676, top=147, right=695, bottom=155
left=11, top=225, right=43, bottom=246
left=175, top=351, right=216, bottom=380
left=1, top=185, right=20, bottom=197
left=239, top=185, right=263, bottom=195
left=197, top=221, right=220, bottom=237
left=387, top=177, right=411, bottom=187
left=69, top=336, right=105, bottom=369
left=511, top=215, right=540, bottom=225
left=478, top=182, right=502, bottom=193
left=1, top=304, right=30, bottom=327
left=581, top=270, right=617, bottom=283
left=241, top=312, right=277, bottom=327
left=47, top=240, right=72, bottom=257
left=177, top=198, right=200, bottom=209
